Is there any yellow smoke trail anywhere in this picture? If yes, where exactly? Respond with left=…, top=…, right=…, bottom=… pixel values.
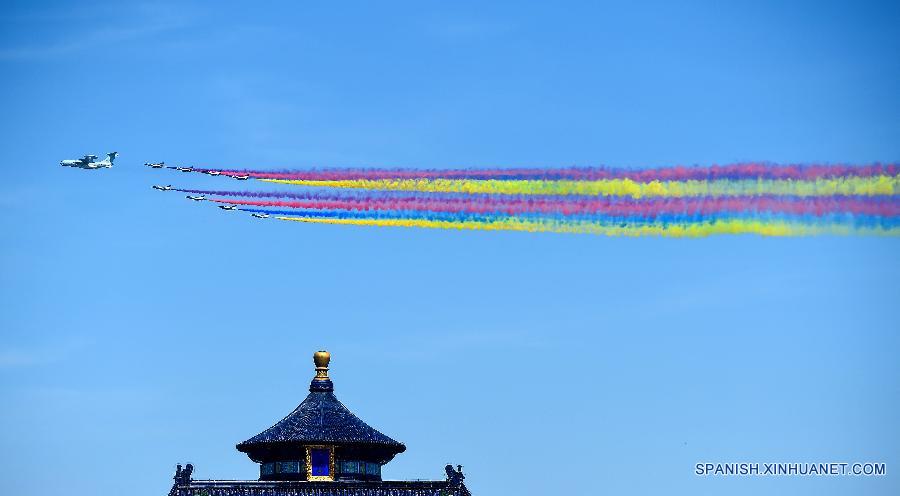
left=262, top=175, right=900, bottom=198
left=275, top=216, right=900, bottom=237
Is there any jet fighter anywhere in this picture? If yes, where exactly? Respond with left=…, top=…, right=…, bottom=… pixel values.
left=145, top=161, right=165, bottom=168
left=60, top=152, right=117, bottom=169
left=176, top=166, right=194, bottom=173
left=186, top=195, right=206, bottom=201
left=231, top=174, right=250, bottom=180
left=152, top=184, right=173, bottom=191
left=251, top=213, right=270, bottom=219
left=218, top=204, right=238, bottom=210
left=204, top=170, right=221, bottom=176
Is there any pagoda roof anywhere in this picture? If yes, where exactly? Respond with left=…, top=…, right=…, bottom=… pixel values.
left=236, top=390, right=405, bottom=453
left=236, top=351, right=405, bottom=462
left=169, top=479, right=471, bottom=496
left=170, top=352, right=471, bottom=493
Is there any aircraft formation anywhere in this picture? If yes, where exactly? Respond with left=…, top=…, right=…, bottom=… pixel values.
left=60, top=151, right=900, bottom=235
left=63, top=151, right=270, bottom=220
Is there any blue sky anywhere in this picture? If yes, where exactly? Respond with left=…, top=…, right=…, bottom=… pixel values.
left=0, top=1, right=898, bottom=495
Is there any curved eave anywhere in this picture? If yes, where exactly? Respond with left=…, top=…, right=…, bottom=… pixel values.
left=236, top=439, right=406, bottom=452
left=237, top=441, right=405, bottom=466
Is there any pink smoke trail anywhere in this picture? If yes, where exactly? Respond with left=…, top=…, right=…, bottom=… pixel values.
left=205, top=195, right=900, bottom=217
left=190, top=163, right=898, bottom=182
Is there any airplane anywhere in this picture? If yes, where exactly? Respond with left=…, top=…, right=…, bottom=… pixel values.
left=145, top=161, right=165, bottom=168
left=98, top=152, right=118, bottom=166
left=152, top=184, right=172, bottom=191
left=231, top=174, right=250, bottom=180
left=204, top=170, right=221, bottom=176
left=176, top=166, right=193, bottom=173
left=186, top=195, right=206, bottom=201
left=60, top=154, right=98, bottom=167
left=218, top=204, right=238, bottom=210
left=60, top=152, right=117, bottom=169
left=251, top=213, right=270, bottom=219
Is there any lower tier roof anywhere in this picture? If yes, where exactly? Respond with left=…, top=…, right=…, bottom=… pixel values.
left=168, top=479, right=471, bottom=496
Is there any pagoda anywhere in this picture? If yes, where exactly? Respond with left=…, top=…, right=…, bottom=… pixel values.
left=168, top=351, right=471, bottom=496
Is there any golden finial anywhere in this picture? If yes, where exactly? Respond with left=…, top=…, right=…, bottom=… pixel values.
left=313, top=350, right=331, bottom=381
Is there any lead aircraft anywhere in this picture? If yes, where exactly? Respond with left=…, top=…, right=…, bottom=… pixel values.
left=60, top=152, right=117, bottom=169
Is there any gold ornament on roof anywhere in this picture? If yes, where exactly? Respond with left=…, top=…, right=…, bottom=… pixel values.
left=313, top=350, right=331, bottom=381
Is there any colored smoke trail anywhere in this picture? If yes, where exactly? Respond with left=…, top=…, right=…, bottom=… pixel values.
left=195, top=163, right=898, bottom=181
left=159, top=163, right=900, bottom=236
left=261, top=176, right=899, bottom=197
left=275, top=215, right=900, bottom=237
left=207, top=195, right=900, bottom=217
left=237, top=207, right=899, bottom=230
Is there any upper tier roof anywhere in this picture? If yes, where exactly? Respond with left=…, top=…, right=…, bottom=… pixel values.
left=236, top=390, right=405, bottom=450
left=236, top=351, right=405, bottom=462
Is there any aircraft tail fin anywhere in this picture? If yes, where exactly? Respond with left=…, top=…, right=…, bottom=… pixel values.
left=106, top=152, right=118, bottom=166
